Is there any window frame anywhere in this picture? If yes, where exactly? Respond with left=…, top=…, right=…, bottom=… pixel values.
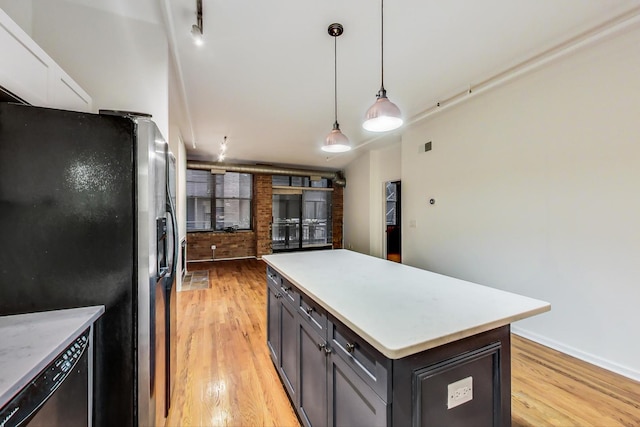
left=186, top=169, right=253, bottom=232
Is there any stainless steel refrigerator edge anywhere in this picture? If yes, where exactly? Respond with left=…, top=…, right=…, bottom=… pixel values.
left=135, top=119, right=166, bottom=427
left=166, top=152, right=178, bottom=415
left=128, top=115, right=179, bottom=426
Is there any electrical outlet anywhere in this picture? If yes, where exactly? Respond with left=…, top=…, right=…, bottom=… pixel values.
left=447, top=376, right=473, bottom=409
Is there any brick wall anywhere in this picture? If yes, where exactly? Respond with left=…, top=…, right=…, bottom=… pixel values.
left=332, top=185, right=344, bottom=249
left=254, top=174, right=273, bottom=258
left=187, top=231, right=256, bottom=261
left=186, top=173, right=344, bottom=261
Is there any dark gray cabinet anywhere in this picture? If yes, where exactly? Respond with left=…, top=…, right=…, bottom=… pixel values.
left=328, top=319, right=389, bottom=400
left=266, top=283, right=281, bottom=364
left=280, top=295, right=298, bottom=401
left=267, top=267, right=388, bottom=427
left=298, top=315, right=328, bottom=427
left=329, top=351, right=388, bottom=427
left=266, top=267, right=299, bottom=404
left=266, top=266, right=511, bottom=427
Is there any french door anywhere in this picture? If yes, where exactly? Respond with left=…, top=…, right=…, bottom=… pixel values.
left=272, top=189, right=332, bottom=252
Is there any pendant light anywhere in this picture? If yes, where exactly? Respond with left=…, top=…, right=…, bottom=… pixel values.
left=362, top=0, right=403, bottom=132
left=322, top=23, right=351, bottom=153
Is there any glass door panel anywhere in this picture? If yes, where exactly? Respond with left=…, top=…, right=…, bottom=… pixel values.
left=272, top=193, right=301, bottom=251
left=302, top=191, right=331, bottom=248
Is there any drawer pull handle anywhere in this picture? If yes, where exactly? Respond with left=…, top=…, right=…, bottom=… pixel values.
left=318, top=343, right=326, bottom=351
left=324, top=346, right=332, bottom=355
left=282, top=286, right=292, bottom=292
left=345, top=343, right=356, bottom=354
left=305, top=307, right=314, bottom=315
left=275, top=293, right=282, bottom=299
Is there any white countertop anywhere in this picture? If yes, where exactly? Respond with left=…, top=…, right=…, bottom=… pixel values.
left=263, top=250, right=550, bottom=359
left=0, top=306, right=105, bottom=408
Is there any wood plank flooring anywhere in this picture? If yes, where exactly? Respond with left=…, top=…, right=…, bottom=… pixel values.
left=511, top=336, right=640, bottom=426
left=166, top=259, right=298, bottom=427
left=166, top=259, right=640, bottom=427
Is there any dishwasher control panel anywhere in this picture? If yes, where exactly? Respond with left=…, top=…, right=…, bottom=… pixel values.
left=0, top=328, right=90, bottom=427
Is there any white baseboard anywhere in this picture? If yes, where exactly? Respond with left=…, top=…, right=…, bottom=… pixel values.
left=213, top=256, right=257, bottom=261
left=511, top=326, right=640, bottom=382
left=187, top=255, right=257, bottom=263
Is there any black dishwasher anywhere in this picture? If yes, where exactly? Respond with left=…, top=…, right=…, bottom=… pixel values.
left=0, top=329, right=90, bottom=427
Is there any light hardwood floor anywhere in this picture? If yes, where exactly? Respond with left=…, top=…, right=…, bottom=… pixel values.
left=166, top=259, right=640, bottom=427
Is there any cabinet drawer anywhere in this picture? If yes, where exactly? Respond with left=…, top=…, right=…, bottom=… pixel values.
left=329, top=319, right=389, bottom=402
left=298, top=295, right=327, bottom=338
left=267, top=266, right=282, bottom=288
left=266, top=268, right=298, bottom=307
left=280, top=278, right=300, bottom=307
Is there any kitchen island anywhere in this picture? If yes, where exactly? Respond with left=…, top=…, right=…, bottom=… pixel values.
left=263, top=249, right=550, bottom=427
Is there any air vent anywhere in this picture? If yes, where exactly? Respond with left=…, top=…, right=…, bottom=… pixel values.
left=420, top=141, right=432, bottom=153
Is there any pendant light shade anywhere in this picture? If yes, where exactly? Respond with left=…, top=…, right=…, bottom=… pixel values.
left=324, top=123, right=351, bottom=153
left=322, top=23, right=351, bottom=153
left=363, top=89, right=403, bottom=132
left=363, top=0, right=403, bottom=132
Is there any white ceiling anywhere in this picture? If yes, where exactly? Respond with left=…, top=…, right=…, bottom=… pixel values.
left=159, top=0, right=639, bottom=170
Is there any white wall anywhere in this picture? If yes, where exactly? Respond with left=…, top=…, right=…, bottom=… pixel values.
left=344, top=151, right=372, bottom=254
left=398, top=26, right=640, bottom=379
left=344, top=142, right=401, bottom=258
left=28, top=0, right=169, bottom=139
left=168, top=58, right=187, bottom=288
left=0, top=0, right=32, bottom=34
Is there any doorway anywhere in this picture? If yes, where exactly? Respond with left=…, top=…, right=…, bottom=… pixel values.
left=385, top=181, right=401, bottom=263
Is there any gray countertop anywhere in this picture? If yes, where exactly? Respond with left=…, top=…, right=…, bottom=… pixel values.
left=0, top=306, right=105, bottom=408
left=263, top=249, right=550, bottom=359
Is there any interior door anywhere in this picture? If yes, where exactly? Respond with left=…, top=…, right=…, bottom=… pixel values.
left=385, top=181, right=401, bottom=263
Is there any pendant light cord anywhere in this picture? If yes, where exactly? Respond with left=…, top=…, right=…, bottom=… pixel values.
left=196, top=0, right=203, bottom=32
left=334, top=35, right=338, bottom=125
left=380, top=0, right=385, bottom=92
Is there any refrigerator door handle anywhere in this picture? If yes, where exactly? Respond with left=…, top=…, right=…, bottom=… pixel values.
left=157, top=217, right=169, bottom=279
left=165, top=182, right=179, bottom=290
left=158, top=266, right=169, bottom=278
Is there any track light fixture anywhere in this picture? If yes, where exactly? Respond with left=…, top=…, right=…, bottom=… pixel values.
left=363, top=0, right=403, bottom=132
left=191, top=0, right=204, bottom=46
left=322, top=23, right=351, bottom=153
left=218, top=136, right=228, bottom=162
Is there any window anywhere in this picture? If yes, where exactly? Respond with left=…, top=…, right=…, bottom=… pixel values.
left=215, top=172, right=252, bottom=230
left=272, top=175, right=330, bottom=188
left=187, top=170, right=252, bottom=231
left=186, top=170, right=213, bottom=231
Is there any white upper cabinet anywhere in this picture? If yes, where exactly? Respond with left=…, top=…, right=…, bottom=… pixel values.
left=0, top=8, right=91, bottom=111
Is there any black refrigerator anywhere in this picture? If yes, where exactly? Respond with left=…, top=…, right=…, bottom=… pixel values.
left=0, top=102, right=178, bottom=427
